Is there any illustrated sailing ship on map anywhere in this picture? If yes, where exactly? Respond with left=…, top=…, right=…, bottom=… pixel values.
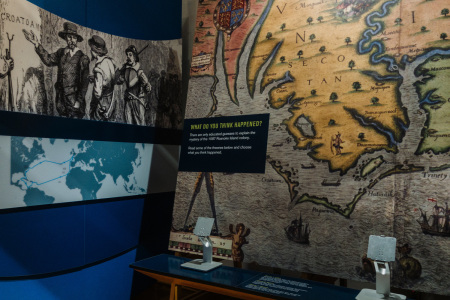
left=285, top=215, right=310, bottom=244
left=417, top=200, right=450, bottom=237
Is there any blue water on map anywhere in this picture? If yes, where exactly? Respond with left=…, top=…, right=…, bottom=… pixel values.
left=358, top=0, right=399, bottom=72
left=419, top=90, right=441, bottom=106
left=20, top=157, right=74, bottom=188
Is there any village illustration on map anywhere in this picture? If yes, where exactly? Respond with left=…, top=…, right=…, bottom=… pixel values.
left=171, top=0, right=449, bottom=293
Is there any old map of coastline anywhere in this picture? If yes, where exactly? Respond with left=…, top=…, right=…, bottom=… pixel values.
left=173, top=0, right=450, bottom=293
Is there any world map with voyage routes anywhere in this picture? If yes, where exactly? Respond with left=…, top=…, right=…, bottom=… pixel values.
left=1, top=136, right=152, bottom=209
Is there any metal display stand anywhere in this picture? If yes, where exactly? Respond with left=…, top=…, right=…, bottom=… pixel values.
left=181, top=217, right=222, bottom=272
left=356, top=235, right=406, bottom=300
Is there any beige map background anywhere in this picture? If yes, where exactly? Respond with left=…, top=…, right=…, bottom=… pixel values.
left=173, top=0, right=449, bottom=294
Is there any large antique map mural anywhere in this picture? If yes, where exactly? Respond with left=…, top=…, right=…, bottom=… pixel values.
left=172, top=0, right=449, bottom=294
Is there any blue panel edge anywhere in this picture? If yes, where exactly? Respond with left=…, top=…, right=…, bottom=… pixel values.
left=26, top=0, right=181, bottom=40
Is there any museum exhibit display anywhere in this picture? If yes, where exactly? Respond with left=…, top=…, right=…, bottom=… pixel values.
left=172, top=0, right=450, bottom=296
left=0, top=0, right=449, bottom=298
left=131, top=254, right=364, bottom=300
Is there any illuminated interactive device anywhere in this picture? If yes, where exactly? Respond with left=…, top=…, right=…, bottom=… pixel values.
left=356, top=235, right=406, bottom=300
left=180, top=217, right=222, bottom=272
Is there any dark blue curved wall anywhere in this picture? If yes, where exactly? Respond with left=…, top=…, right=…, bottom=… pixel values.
left=0, top=250, right=137, bottom=300
left=0, top=199, right=144, bottom=277
left=0, top=0, right=181, bottom=298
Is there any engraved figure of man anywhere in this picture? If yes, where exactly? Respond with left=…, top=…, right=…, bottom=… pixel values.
left=0, top=56, right=14, bottom=110
left=116, top=45, right=151, bottom=125
left=331, top=132, right=344, bottom=155
left=0, top=57, right=14, bottom=79
left=88, top=35, right=116, bottom=121
left=23, top=22, right=90, bottom=119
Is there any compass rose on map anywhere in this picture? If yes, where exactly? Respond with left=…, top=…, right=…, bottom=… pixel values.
left=213, top=0, right=250, bottom=40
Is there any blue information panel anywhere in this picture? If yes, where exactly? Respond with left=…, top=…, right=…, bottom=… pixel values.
left=178, top=114, right=270, bottom=173
left=239, top=274, right=359, bottom=300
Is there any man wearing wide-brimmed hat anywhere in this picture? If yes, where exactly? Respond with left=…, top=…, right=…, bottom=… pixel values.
left=88, top=35, right=116, bottom=121
left=116, top=45, right=151, bottom=126
left=23, top=22, right=90, bottom=119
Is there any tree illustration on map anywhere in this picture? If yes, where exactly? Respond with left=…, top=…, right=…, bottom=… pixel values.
left=173, top=0, right=450, bottom=294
